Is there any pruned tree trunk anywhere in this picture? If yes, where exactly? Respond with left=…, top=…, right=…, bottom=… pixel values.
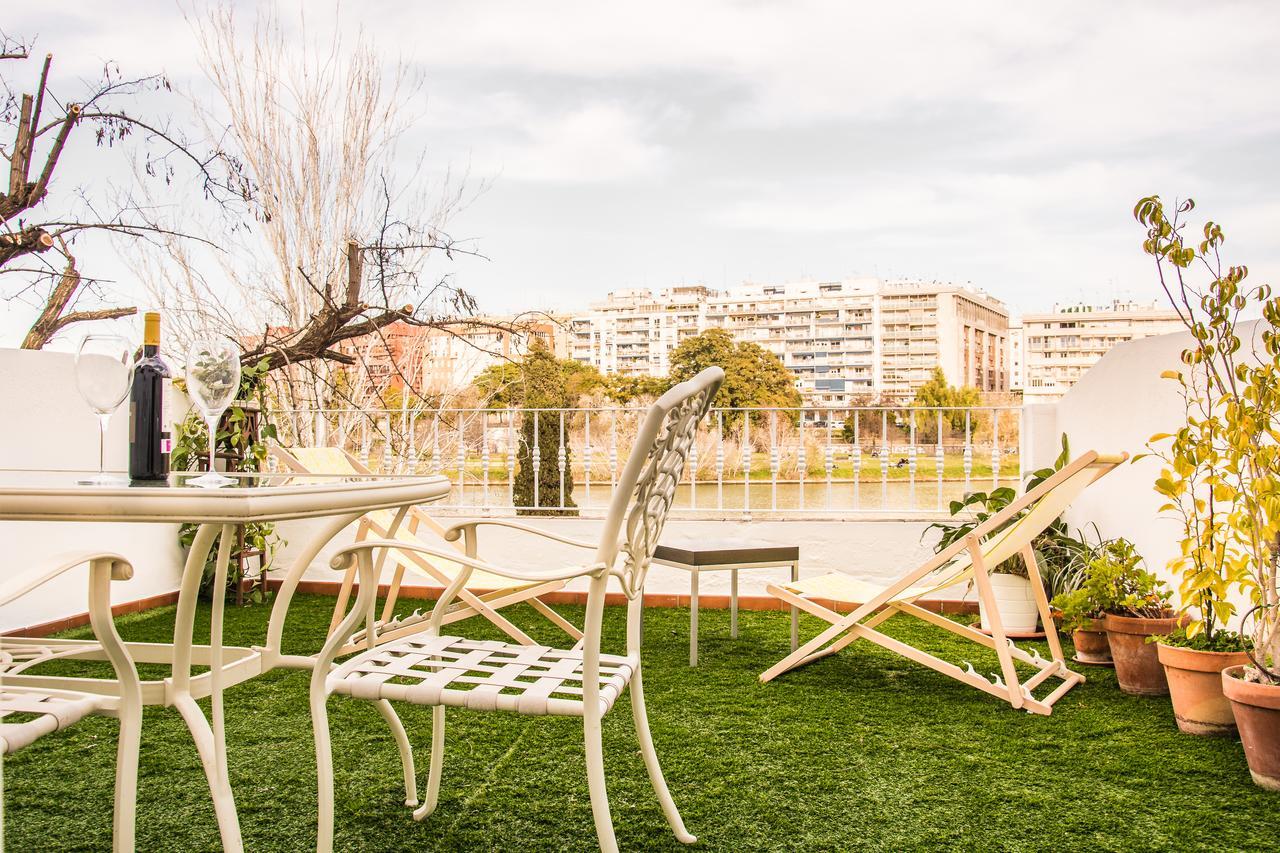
left=19, top=252, right=136, bottom=349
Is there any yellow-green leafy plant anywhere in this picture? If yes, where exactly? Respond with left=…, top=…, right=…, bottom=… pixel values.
left=1134, top=196, right=1280, bottom=680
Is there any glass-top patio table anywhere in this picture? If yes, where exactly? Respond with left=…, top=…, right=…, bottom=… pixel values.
left=0, top=470, right=451, bottom=852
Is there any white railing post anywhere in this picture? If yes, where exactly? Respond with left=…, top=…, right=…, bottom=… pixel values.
left=880, top=410, right=889, bottom=509
left=908, top=410, right=918, bottom=512
left=797, top=415, right=807, bottom=511
left=688, top=425, right=698, bottom=511
left=852, top=411, right=862, bottom=510
left=557, top=411, right=567, bottom=512
left=481, top=414, right=490, bottom=514
left=935, top=410, right=944, bottom=512
left=963, top=410, right=973, bottom=495
left=359, top=417, right=370, bottom=469
left=609, top=411, right=618, bottom=492
left=824, top=414, right=834, bottom=510
left=456, top=413, right=466, bottom=505
left=991, top=410, right=1001, bottom=488
left=741, top=413, right=752, bottom=521
left=715, top=410, right=725, bottom=513
left=769, top=411, right=779, bottom=513
left=532, top=410, right=541, bottom=510
left=583, top=410, right=592, bottom=509
left=381, top=414, right=393, bottom=474
left=507, top=408, right=516, bottom=510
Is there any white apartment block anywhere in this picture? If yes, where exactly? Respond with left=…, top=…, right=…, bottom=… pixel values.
left=1009, top=321, right=1025, bottom=392
left=569, top=278, right=1009, bottom=410
left=1017, top=300, right=1184, bottom=403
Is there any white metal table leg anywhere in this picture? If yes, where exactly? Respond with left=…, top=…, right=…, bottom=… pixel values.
left=171, top=522, right=243, bottom=853
left=730, top=569, right=739, bottom=639
left=789, top=560, right=800, bottom=651
left=689, top=569, right=699, bottom=667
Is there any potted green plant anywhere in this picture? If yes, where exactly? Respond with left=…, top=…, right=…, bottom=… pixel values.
left=926, top=436, right=1096, bottom=635
left=1135, top=197, right=1280, bottom=776
left=1076, top=539, right=1180, bottom=695
left=1050, top=537, right=1128, bottom=665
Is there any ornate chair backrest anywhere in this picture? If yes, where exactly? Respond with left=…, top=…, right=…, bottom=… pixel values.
left=595, top=367, right=725, bottom=599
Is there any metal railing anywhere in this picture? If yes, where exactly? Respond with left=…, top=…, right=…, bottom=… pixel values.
left=270, top=405, right=1024, bottom=519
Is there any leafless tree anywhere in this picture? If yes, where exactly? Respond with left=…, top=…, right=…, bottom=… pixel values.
left=138, top=5, right=522, bottom=409
left=1, top=29, right=249, bottom=348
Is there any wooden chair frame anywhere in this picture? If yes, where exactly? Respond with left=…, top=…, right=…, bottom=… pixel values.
left=271, top=446, right=582, bottom=654
left=760, top=451, right=1127, bottom=715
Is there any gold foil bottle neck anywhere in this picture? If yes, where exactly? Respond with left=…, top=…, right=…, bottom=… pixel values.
left=143, top=312, right=160, bottom=347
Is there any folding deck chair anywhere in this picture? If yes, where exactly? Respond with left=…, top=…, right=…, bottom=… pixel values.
left=760, top=451, right=1127, bottom=715
left=271, top=446, right=582, bottom=655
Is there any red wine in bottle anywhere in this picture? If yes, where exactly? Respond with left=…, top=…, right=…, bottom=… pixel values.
left=129, top=311, right=172, bottom=481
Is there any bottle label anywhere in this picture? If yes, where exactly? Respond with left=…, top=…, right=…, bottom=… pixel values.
left=160, top=377, right=174, bottom=455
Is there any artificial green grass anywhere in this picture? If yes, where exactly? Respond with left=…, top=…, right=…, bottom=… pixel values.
left=5, top=596, right=1278, bottom=851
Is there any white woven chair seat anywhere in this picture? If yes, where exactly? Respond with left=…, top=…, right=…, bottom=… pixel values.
left=0, top=640, right=102, bottom=674
left=329, top=636, right=638, bottom=717
left=0, top=687, right=110, bottom=754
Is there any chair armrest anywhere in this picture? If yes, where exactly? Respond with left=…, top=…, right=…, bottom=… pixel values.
left=441, top=519, right=598, bottom=557
left=0, top=551, right=133, bottom=608
left=330, top=538, right=608, bottom=584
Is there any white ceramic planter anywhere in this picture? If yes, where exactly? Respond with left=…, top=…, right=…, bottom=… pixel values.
left=978, top=573, right=1039, bottom=633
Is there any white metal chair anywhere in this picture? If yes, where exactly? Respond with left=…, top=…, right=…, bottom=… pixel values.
left=0, top=552, right=144, bottom=852
left=309, top=366, right=724, bottom=853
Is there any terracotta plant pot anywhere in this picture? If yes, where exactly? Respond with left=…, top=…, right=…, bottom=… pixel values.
left=1072, top=622, right=1113, bottom=665
left=1156, top=643, right=1249, bottom=736
left=1222, top=665, right=1280, bottom=792
left=1104, top=612, right=1184, bottom=696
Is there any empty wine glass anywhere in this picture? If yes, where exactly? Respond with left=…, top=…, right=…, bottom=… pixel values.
left=75, top=334, right=134, bottom=486
left=185, top=337, right=241, bottom=488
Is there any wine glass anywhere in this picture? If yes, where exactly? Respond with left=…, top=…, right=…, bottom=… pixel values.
left=75, top=334, right=134, bottom=486
left=185, top=337, right=242, bottom=488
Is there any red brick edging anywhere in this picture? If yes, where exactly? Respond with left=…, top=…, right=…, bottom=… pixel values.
left=3, top=581, right=978, bottom=639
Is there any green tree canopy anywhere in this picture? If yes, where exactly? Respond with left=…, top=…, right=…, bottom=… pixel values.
left=473, top=347, right=606, bottom=409
left=911, top=368, right=982, bottom=440
left=471, top=341, right=605, bottom=514
left=668, top=328, right=801, bottom=422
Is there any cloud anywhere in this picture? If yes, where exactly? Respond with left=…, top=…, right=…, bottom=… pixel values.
left=5, top=0, right=1280, bottom=342
left=482, top=101, right=673, bottom=184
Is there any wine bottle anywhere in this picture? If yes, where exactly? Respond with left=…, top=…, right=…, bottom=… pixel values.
left=129, top=311, right=172, bottom=481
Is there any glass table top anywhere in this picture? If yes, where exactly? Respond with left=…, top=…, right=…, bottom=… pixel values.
left=0, top=469, right=452, bottom=522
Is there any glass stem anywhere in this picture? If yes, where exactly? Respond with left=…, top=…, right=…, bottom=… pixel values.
left=207, top=415, right=219, bottom=475
left=98, top=413, right=110, bottom=475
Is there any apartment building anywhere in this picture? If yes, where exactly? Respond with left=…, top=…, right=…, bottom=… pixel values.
left=877, top=281, right=1010, bottom=399
left=1009, top=321, right=1025, bottom=392
left=569, top=278, right=1009, bottom=408
left=343, top=315, right=569, bottom=395
left=1017, top=300, right=1184, bottom=403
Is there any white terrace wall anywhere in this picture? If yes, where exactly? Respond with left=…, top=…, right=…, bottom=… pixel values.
left=272, top=515, right=945, bottom=600
left=1026, top=323, right=1267, bottom=622
left=0, top=348, right=186, bottom=633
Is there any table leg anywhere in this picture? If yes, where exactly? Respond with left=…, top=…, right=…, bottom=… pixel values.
left=172, top=522, right=243, bottom=853
left=263, top=511, right=364, bottom=670
left=689, top=569, right=699, bottom=667
left=790, top=561, right=800, bottom=652
left=730, top=569, right=739, bottom=639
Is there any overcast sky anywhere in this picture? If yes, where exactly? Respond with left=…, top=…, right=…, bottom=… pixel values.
left=6, top=1, right=1280, bottom=346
